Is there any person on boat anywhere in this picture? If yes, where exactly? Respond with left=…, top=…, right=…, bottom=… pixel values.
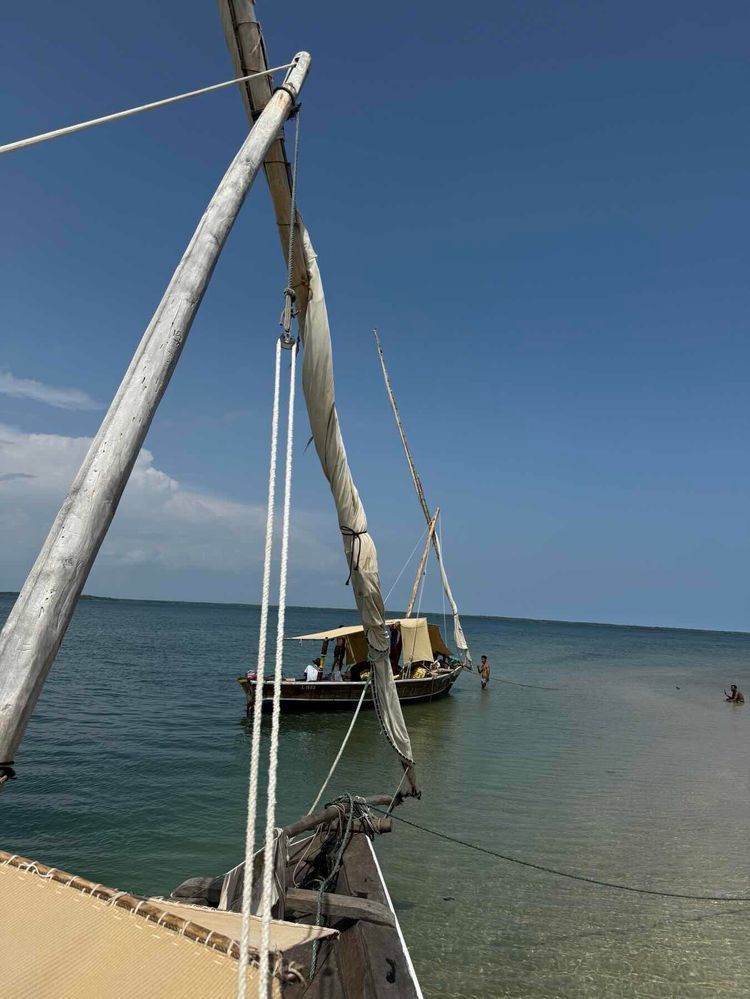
left=725, top=684, right=745, bottom=704
left=389, top=623, right=402, bottom=676
left=333, top=635, right=346, bottom=673
left=304, top=659, right=322, bottom=682
left=479, top=655, right=490, bottom=690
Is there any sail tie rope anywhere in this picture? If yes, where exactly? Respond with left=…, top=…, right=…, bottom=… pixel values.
left=236, top=341, right=283, bottom=999
left=257, top=344, right=297, bottom=999
left=0, top=63, right=296, bottom=157
left=340, top=526, right=367, bottom=585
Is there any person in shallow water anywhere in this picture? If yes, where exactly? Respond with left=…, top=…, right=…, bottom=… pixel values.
left=725, top=684, right=745, bottom=704
left=479, top=655, right=490, bottom=689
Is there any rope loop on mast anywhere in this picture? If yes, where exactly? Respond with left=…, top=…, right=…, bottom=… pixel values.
left=340, top=526, right=367, bottom=585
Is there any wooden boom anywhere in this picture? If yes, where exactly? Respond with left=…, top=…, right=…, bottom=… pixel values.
left=0, top=53, right=311, bottom=773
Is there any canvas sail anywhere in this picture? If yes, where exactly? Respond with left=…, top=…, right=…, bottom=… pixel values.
left=300, top=229, right=415, bottom=775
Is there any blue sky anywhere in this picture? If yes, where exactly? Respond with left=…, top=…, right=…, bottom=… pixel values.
left=1, top=1, right=747, bottom=631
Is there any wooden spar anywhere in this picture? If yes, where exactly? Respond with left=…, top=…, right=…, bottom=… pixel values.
left=218, top=0, right=310, bottom=326
left=373, top=327, right=472, bottom=664
left=0, top=53, right=311, bottom=771
left=405, top=508, right=439, bottom=618
left=285, top=888, right=396, bottom=928
left=373, top=328, right=433, bottom=530
left=282, top=793, right=399, bottom=840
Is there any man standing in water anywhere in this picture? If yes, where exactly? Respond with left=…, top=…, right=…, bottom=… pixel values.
left=725, top=684, right=745, bottom=704
left=479, top=655, right=491, bottom=690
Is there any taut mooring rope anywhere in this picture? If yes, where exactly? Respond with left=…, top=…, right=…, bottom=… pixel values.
left=372, top=808, right=750, bottom=902
left=0, top=62, right=294, bottom=156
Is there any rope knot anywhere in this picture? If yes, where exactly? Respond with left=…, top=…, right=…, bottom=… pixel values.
left=340, top=526, right=367, bottom=585
left=280, top=286, right=297, bottom=336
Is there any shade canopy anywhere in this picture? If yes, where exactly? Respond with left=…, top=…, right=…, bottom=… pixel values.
left=292, top=617, right=451, bottom=665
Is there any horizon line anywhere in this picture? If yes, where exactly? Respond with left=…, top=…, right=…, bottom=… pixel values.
left=1, top=591, right=747, bottom=639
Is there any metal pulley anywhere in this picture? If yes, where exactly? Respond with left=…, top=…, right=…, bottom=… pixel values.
left=279, top=286, right=296, bottom=348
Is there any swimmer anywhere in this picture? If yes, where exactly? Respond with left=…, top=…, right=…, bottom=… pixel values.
left=725, top=684, right=745, bottom=704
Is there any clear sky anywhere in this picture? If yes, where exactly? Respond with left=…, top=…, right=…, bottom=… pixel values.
left=1, top=1, right=748, bottom=631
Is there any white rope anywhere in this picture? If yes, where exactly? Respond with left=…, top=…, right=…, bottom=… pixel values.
left=236, top=341, right=282, bottom=999
left=0, top=62, right=294, bottom=157
left=258, top=344, right=297, bottom=998
left=383, top=525, right=429, bottom=607
left=306, top=679, right=371, bottom=816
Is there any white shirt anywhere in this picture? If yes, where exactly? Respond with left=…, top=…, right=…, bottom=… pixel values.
left=304, top=663, right=320, bottom=682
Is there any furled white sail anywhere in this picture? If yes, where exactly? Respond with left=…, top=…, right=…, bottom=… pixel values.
left=373, top=331, right=472, bottom=667
left=300, top=230, right=415, bottom=778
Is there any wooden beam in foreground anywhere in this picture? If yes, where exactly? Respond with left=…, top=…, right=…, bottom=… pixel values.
left=0, top=54, right=311, bottom=770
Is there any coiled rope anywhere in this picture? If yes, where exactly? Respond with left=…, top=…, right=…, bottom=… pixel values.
left=307, top=794, right=377, bottom=979
left=0, top=63, right=295, bottom=157
left=372, top=808, right=750, bottom=902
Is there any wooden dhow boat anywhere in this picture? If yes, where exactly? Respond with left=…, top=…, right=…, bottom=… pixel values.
left=239, top=618, right=464, bottom=713
left=0, top=2, right=439, bottom=996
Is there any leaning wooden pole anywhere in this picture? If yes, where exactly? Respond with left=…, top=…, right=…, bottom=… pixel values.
left=373, top=327, right=472, bottom=666
left=0, top=53, right=311, bottom=775
left=405, top=508, right=439, bottom=618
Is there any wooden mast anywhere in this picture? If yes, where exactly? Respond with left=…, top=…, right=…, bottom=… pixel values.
left=373, top=327, right=472, bottom=665
left=405, top=508, right=439, bottom=618
left=217, top=0, right=310, bottom=326
left=0, top=54, right=311, bottom=773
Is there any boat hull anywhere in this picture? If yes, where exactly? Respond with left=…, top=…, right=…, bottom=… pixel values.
left=238, top=665, right=463, bottom=713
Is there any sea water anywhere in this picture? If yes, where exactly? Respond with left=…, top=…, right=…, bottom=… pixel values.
left=1, top=593, right=749, bottom=998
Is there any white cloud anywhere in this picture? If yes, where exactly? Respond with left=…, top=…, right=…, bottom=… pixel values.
left=0, top=424, right=334, bottom=590
left=0, top=369, right=101, bottom=411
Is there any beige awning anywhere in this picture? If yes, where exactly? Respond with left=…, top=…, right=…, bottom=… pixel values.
left=290, top=622, right=371, bottom=641
left=291, top=618, right=451, bottom=665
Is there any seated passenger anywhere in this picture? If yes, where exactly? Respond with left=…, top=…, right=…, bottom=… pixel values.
left=304, top=659, right=322, bottom=682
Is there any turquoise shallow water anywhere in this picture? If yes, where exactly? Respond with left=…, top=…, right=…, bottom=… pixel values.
left=2, top=593, right=750, bottom=998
